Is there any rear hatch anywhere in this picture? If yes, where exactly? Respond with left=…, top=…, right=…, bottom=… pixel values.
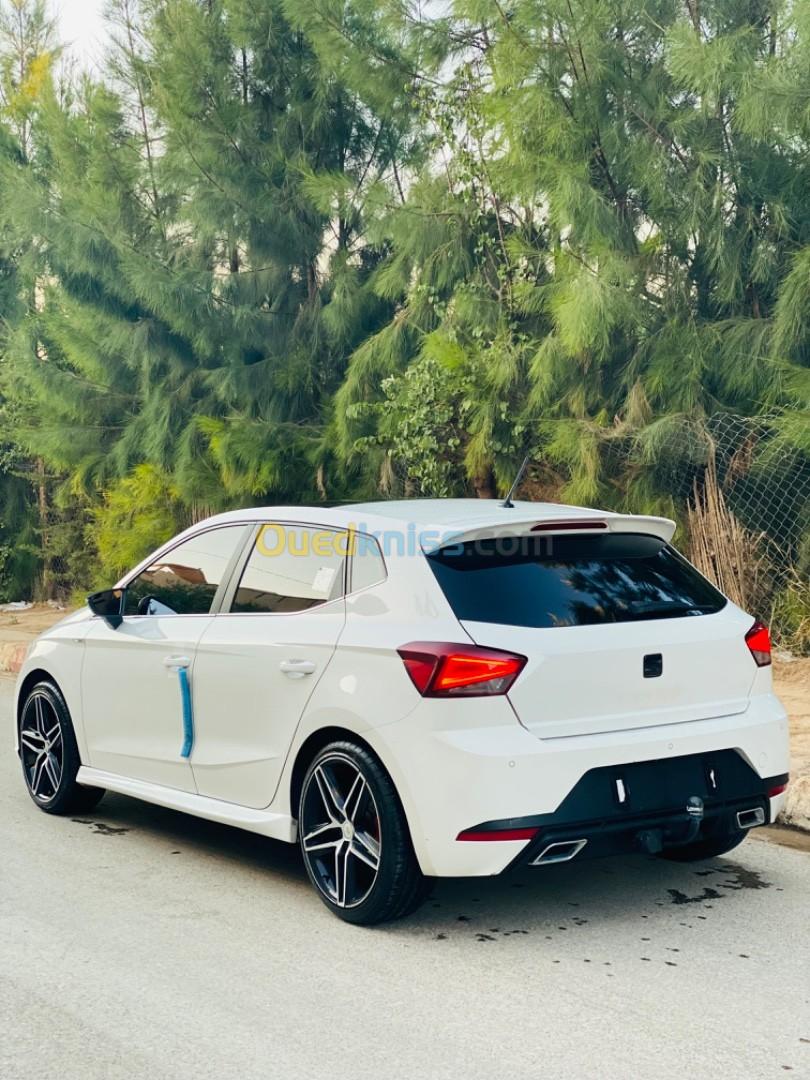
left=426, top=528, right=757, bottom=739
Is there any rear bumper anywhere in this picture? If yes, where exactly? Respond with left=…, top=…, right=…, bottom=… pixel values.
left=469, top=751, right=787, bottom=869
left=368, top=691, right=790, bottom=877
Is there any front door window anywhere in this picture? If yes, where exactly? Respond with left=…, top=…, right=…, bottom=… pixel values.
left=125, top=525, right=249, bottom=616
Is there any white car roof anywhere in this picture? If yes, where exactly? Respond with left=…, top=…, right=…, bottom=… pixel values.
left=118, top=498, right=677, bottom=587
left=198, top=499, right=676, bottom=543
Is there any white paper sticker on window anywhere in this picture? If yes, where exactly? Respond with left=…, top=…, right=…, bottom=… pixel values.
left=312, top=566, right=336, bottom=596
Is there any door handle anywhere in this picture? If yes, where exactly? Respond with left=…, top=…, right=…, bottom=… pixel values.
left=163, top=655, right=191, bottom=670
left=279, top=659, right=317, bottom=678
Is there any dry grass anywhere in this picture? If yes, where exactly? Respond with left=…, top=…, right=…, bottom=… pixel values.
left=687, top=456, right=769, bottom=614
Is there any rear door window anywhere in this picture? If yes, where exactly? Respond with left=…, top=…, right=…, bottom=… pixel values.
left=349, top=533, right=387, bottom=593
left=229, top=523, right=347, bottom=614
left=426, top=533, right=726, bottom=628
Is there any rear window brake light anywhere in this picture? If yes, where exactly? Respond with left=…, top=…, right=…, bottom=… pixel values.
left=531, top=520, right=608, bottom=532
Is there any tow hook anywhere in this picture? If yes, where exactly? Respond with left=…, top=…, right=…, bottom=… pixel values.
left=683, top=796, right=705, bottom=842
left=636, top=796, right=705, bottom=854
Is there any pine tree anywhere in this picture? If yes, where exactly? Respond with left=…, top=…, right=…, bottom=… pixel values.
left=0, top=0, right=57, bottom=598
left=335, top=0, right=810, bottom=509
left=0, top=0, right=417, bottom=580
left=0, top=0, right=808, bottom=607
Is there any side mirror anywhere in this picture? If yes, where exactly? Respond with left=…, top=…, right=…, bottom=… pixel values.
left=87, top=588, right=125, bottom=629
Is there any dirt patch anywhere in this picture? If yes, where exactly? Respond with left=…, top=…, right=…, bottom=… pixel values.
left=774, top=660, right=810, bottom=762
left=773, top=657, right=810, bottom=690
left=774, top=659, right=809, bottom=715
left=771, top=660, right=810, bottom=831
left=0, top=602, right=70, bottom=644
left=751, top=825, right=810, bottom=854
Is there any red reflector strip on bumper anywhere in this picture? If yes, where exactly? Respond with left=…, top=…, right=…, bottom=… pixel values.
left=767, top=782, right=788, bottom=798
left=457, top=827, right=539, bottom=843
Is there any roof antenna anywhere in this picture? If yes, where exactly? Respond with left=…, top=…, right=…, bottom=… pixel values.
left=501, top=454, right=530, bottom=508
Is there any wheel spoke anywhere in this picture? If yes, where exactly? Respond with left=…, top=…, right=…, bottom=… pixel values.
left=46, top=722, right=61, bottom=746
left=344, top=773, right=366, bottom=823
left=20, top=730, right=45, bottom=754
left=30, top=754, right=47, bottom=796
left=334, top=841, right=350, bottom=907
left=354, top=828, right=380, bottom=861
left=301, top=821, right=343, bottom=852
left=313, top=765, right=344, bottom=822
left=304, top=839, right=343, bottom=856
left=44, top=753, right=60, bottom=792
left=349, top=837, right=380, bottom=872
left=302, top=820, right=341, bottom=844
left=33, top=696, right=45, bottom=735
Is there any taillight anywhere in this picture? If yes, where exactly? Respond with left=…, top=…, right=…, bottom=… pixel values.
left=745, top=620, right=772, bottom=667
left=397, top=641, right=527, bottom=697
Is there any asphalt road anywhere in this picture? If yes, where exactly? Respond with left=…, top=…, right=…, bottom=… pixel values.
left=1, top=678, right=808, bottom=1080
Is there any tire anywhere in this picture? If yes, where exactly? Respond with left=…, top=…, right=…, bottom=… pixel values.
left=298, top=740, right=427, bottom=925
left=18, top=679, right=105, bottom=815
left=658, top=829, right=747, bottom=863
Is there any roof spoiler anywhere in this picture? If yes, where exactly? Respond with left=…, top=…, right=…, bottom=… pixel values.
left=422, top=513, right=676, bottom=553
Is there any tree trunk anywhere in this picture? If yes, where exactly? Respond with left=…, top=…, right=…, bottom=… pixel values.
left=473, top=467, right=496, bottom=499
left=36, top=458, right=51, bottom=599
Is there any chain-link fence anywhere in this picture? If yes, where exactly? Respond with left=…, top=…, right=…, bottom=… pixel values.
left=635, top=413, right=810, bottom=652
left=649, top=413, right=809, bottom=554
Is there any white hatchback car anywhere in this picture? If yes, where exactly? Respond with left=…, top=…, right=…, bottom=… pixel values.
left=15, top=500, right=790, bottom=923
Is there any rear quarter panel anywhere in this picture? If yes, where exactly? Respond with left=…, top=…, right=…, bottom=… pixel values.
left=269, top=546, right=467, bottom=821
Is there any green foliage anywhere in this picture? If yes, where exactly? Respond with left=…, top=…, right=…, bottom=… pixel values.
left=357, top=351, right=470, bottom=498
left=0, top=0, right=56, bottom=155
left=338, top=0, right=810, bottom=499
left=88, top=464, right=187, bottom=581
left=0, top=0, right=421, bottom=595
left=0, top=0, right=807, bottom=616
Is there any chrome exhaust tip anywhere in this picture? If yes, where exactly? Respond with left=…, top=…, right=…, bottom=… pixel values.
left=736, top=807, right=766, bottom=830
left=530, top=839, right=588, bottom=866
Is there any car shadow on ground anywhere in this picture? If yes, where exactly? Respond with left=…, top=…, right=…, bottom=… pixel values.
left=405, top=852, right=777, bottom=941
left=71, top=790, right=307, bottom=886
left=72, top=791, right=783, bottom=942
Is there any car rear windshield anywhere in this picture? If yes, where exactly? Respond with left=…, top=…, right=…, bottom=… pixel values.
left=426, top=532, right=726, bottom=628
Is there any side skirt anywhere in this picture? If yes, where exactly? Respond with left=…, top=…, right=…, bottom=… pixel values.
left=75, top=766, right=297, bottom=843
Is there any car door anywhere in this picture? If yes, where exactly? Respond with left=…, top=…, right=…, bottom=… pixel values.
left=189, top=522, right=348, bottom=809
left=81, top=523, right=251, bottom=791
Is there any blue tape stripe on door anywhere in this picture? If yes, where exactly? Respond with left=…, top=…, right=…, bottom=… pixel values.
left=177, top=667, right=194, bottom=758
